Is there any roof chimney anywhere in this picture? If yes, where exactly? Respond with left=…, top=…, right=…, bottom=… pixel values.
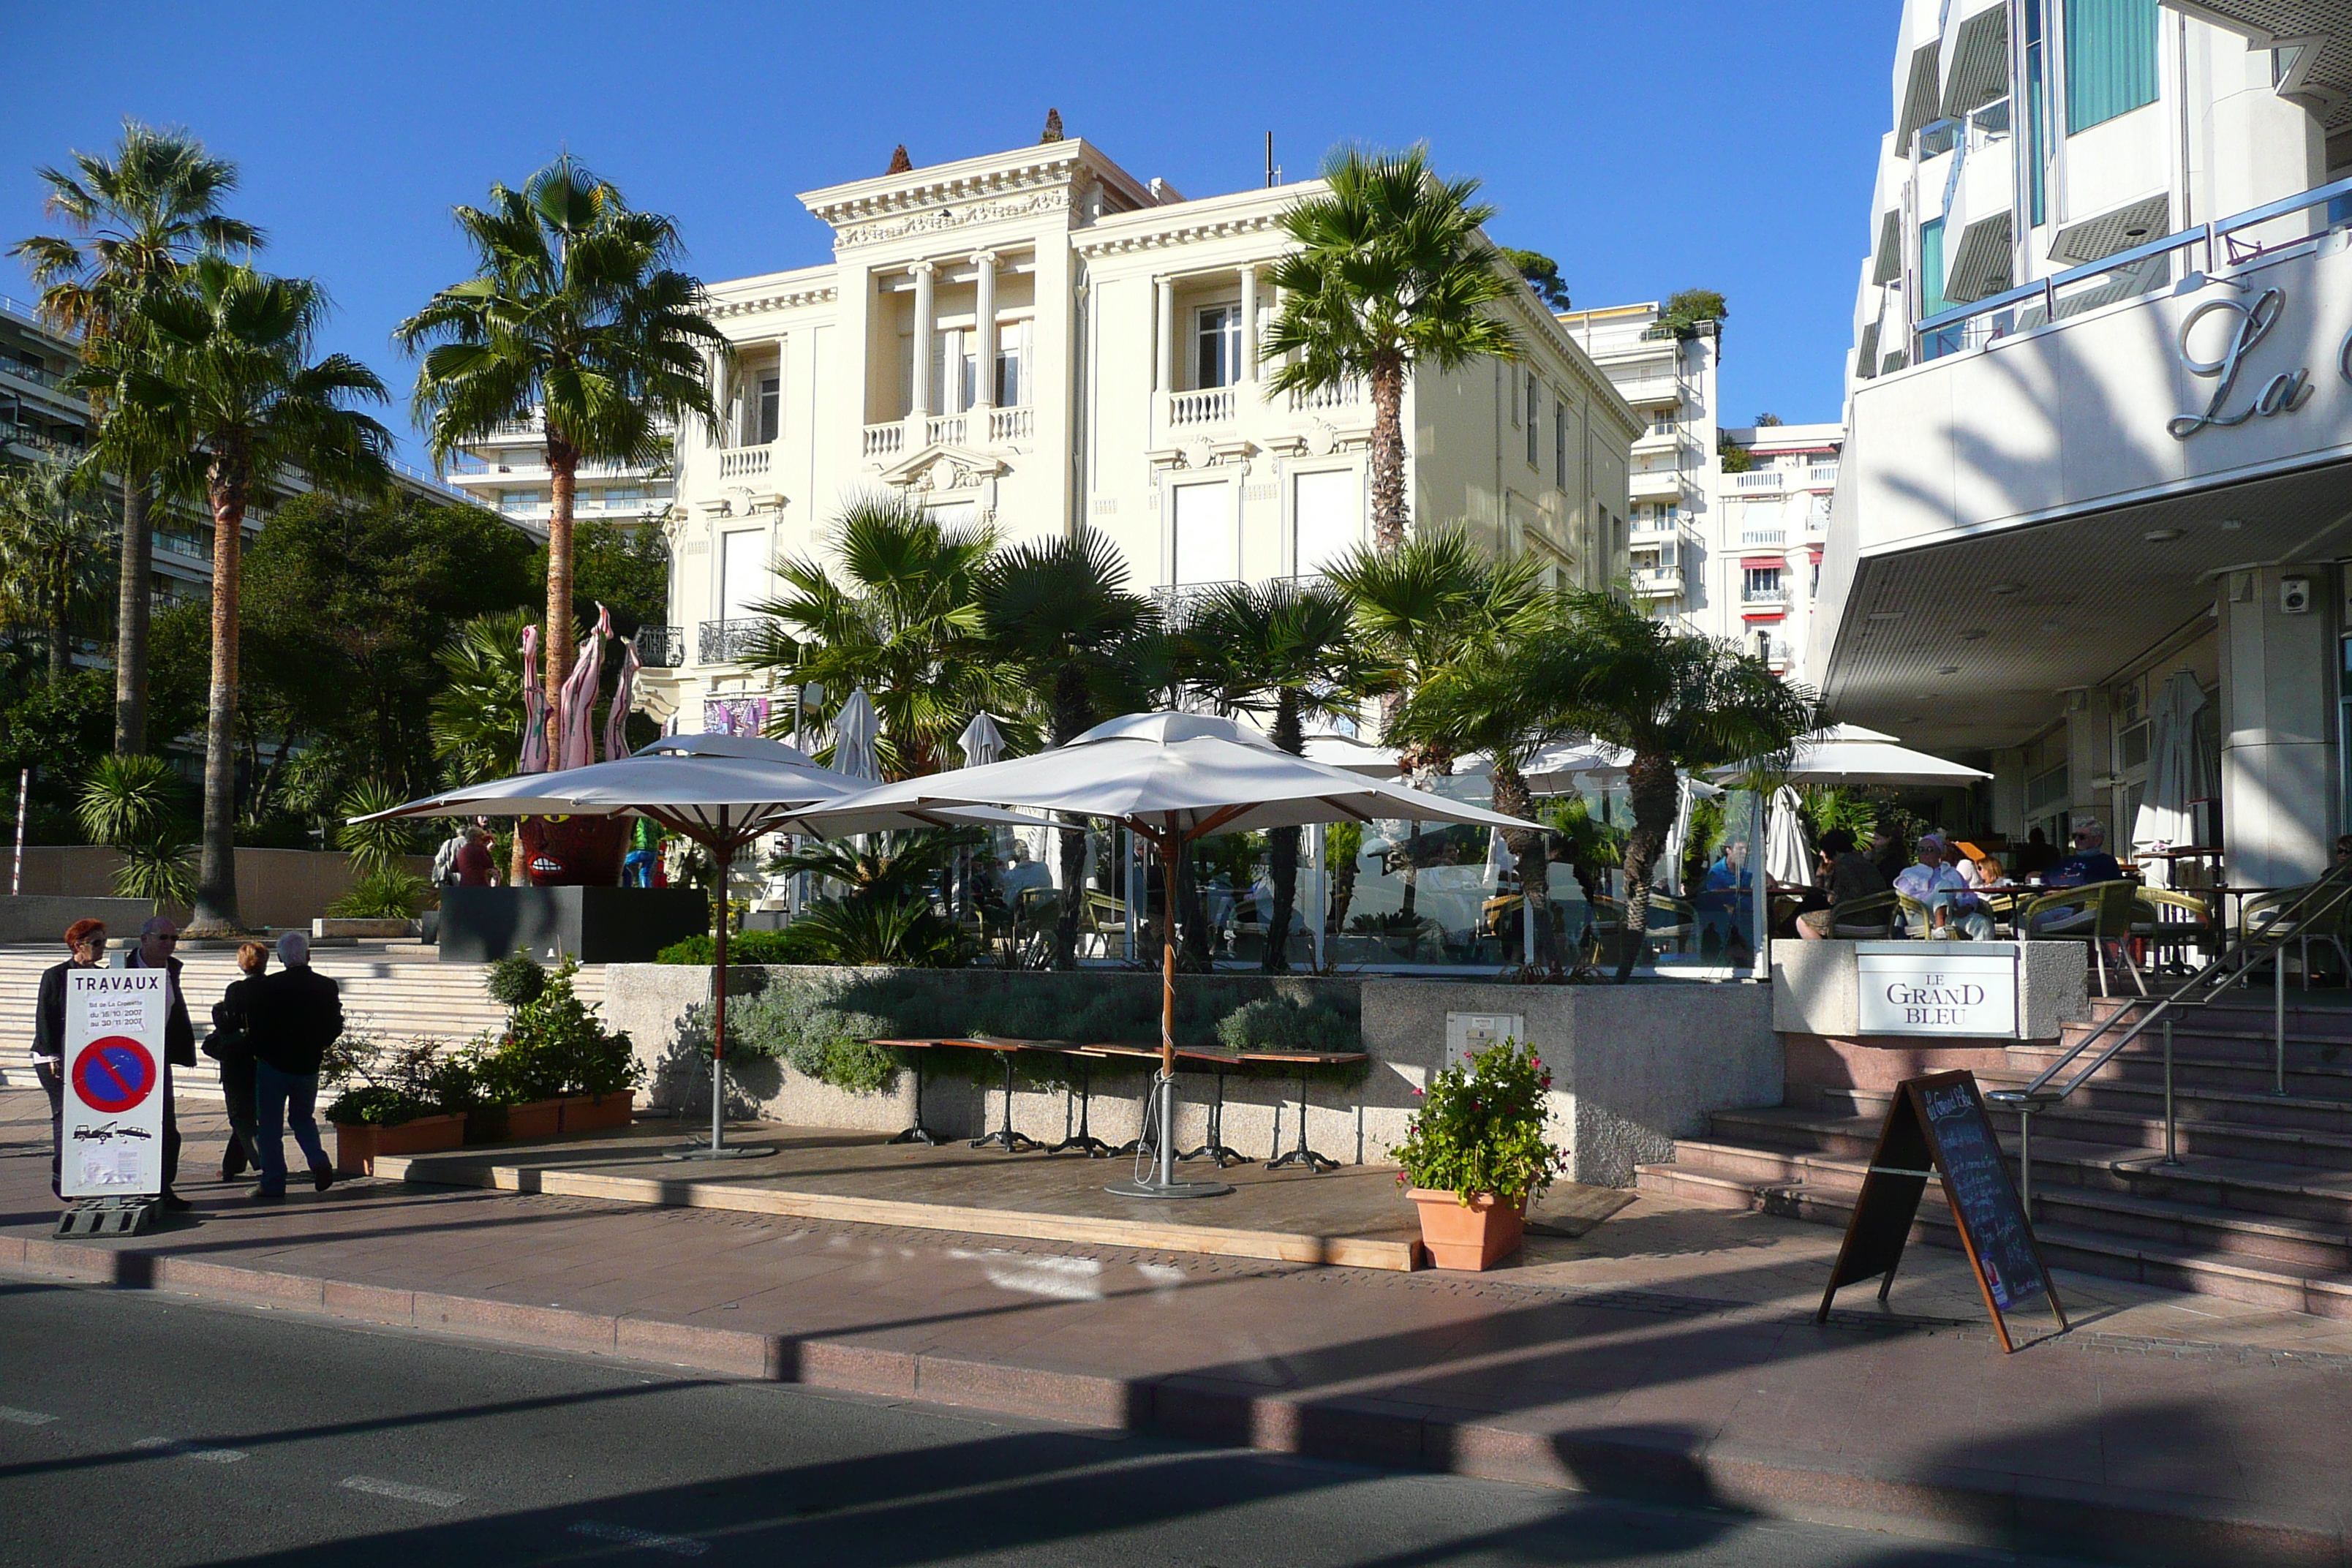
left=1040, top=108, right=1065, bottom=143
left=886, top=144, right=913, bottom=175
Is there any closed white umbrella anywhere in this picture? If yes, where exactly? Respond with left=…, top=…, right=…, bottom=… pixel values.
left=833, top=687, right=881, bottom=781
left=1657, top=774, right=1697, bottom=897
left=1709, top=724, right=1991, bottom=788
left=1765, top=785, right=1815, bottom=889
left=789, top=710, right=1545, bottom=1200
left=957, top=712, right=1009, bottom=767
left=2132, top=671, right=2206, bottom=889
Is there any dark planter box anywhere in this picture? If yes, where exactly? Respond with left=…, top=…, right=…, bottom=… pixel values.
left=438, top=886, right=709, bottom=965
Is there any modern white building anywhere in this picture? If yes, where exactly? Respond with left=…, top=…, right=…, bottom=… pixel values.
left=1815, top=0, right=2352, bottom=886
left=440, top=416, right=675, bottom=548
left=638, top=134, right=1641, bottom=732
left=1556, top=300, right=1839, bottom=674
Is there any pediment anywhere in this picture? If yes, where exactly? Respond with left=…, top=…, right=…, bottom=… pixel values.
left=878, top=443, right=1011, bottom=494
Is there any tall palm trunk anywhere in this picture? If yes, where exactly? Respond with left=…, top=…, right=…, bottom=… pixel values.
left=1049, top=664, right=1090, bottom=970
left=1261, top=694, right=1303, bottom=973
left=1613, top=750, right=1678, bottom=983
left=190, top=455, right=248, bottom=932
left=45, top=603, right=68, bottom=687
left=1490, top=757, right=1556, bottom=973
left=543, top=432, right=579, bottom=758
left=113, top=475, right=151, bottom=753
left=1368, top=355, right=1409, bottom=551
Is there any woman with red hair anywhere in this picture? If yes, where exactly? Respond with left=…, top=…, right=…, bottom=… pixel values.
left=31, top=919, right=108, bottom=1200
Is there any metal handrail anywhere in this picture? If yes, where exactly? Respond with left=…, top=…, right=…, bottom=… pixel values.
left=1987, top=866, right=2352, bottom=1214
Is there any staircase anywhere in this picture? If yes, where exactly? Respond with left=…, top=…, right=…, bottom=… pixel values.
left=0, top=943, right=608, bottom=1101
left=1642, top=990, right=2352, bottom=1318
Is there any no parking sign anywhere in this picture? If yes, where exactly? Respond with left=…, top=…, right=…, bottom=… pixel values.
left=61, top=968, right=166, bottom=1197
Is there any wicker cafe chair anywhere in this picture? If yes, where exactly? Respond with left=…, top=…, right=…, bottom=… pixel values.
left=2131, top=886, right=2219, bottom=974
left=1824, top=888, right=1901, bottom=938
left=1078, top=890, right=1128, bottom=959
left=2021, top=879, right=2146, bottom=998
left=2238, top=881, right=2352, bottom=988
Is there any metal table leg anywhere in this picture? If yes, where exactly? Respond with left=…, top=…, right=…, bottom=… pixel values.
left=1180, top=1067, right=1244, bottom=1167
left=970, top=1054, right=1041, bottom=1153
left=1049, top=1059, right=1112, bottom=1157
left=1265, top=1061, right=1338, bottom=1174
left=888, top=1052, right=943, bottom=1146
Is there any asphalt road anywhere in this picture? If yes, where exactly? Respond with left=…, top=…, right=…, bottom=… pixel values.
left=0, top=1275, right=2097, bottom=1568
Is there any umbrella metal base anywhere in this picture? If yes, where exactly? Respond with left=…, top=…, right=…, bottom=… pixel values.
left=1104, top=1177, right=1234, bottom=1200
left=663, top=1145, right=773, bottom=1161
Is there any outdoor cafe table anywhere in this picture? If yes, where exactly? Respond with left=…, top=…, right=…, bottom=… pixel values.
left=1238, top=1049, right=1372, bottom=1175
left=870, top=1037, right=1087, bottom=1154
left=1077, top=1041, right=1249, bottom=1166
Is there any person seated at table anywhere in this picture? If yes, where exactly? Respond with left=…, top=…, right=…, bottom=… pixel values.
left=1869, top=826, right=1907, bottom=886
left=2044, top=818, right=2122, bottom=890
left=2009, top=826, right=2059, bottom=878
left=1796, top=827, right=1891, bottom=938
left=1896, top=834, right=1993, bottom=940
left=1000, top=843, right=1052, bottom=901
left=1952, top=841, right=2005, bottom=889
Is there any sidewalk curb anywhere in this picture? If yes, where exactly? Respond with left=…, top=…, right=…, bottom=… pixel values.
left=3, top=1234, right=2341, bottom=1567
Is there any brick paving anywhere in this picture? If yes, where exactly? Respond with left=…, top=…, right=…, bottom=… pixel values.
left=4, top=1090, right=2350, bottom=1564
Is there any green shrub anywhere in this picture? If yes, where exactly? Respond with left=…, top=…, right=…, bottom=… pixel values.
left=723, top=979, right=900, bottom=1095
left=1215, top=995, right=1357, bottom=1054
left=483, top=958, right=640, bottom=1099
left=485, top=951, right=547, bottom=1009
left=321, top=1036, right=477, bottom=1123
left=655, top=927, right=828, bottom=966
left=323, top=1085, right=441, bottom=1127
left=329, top=867, right=431, bottom=919
left=1389, top=1038, right=1564, bottom=1206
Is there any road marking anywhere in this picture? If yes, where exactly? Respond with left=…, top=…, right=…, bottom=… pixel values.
left=0, top=1407, right=56, bottom=1426
left=134, top=1437, right=248, bottom=1463
left=568, top=1521, right=709, bottom=1556
left=341, top=1475, right=463, bottom=1509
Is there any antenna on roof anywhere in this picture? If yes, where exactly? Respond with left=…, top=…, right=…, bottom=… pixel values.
left=1265, top=132, right=1275, bottom=188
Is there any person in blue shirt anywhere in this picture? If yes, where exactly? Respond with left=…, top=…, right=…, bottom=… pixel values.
left=2044, top=818, right=2123, bottom=889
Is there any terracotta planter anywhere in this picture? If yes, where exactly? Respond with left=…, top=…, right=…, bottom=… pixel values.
left=1406, top=1188, right=1527, bottom=1271
left=502, top=1098, right=566, bottom=1142
left=561, top=1091, right=635, bottom=1133
left=331, top=1112, right=466, bottom=1176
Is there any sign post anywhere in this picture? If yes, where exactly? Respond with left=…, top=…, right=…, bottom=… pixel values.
left=59, top=968, right=167, bottom=1232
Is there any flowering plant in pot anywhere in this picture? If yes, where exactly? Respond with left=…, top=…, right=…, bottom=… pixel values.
left=1390, top=1039, right=1564, bottom=1270
left=323, top=1038, right=476, bottom=1174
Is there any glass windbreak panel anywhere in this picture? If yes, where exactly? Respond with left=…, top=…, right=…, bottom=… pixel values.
left=2065, top=0, right=2158, bottom=133
left=1333, top=774, right=1522, bottom=970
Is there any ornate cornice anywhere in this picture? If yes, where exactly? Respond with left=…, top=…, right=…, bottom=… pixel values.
left=833, top=187, right=1073, bottom=249
left=1074, top=208, right=1287, bottom=258
left=709, top=284, right=836, bottom=320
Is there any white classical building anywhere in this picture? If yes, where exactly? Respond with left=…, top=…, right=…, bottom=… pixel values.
left=638, top=135, right=1641, bottom=731
left=1556, top=300, right=1840, bottom=674
left=1815, top=0, right=2352, bottom=886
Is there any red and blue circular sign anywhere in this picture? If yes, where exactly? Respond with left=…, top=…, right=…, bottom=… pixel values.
left=72, top=1036, right=156, bottom=1115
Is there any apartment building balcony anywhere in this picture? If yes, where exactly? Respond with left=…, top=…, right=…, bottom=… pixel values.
left=1630, top=565, right=1684, bottom=598
left=1739, top=527, right=1787, bottom=549
left=717, top=445, right=773, bottom=480
left=1151, top=580, right=1243, bottom=619
left=1803, top=464, right=1839, bottom=489
left=1628, top=467, right=1688, bottom=502
left=1632, top=428, right=1696, bottom=459
left=1741, top=585, right=1789, bottom=609
left=1286, top=380, right=1362, bottom=413
left=697, top=618, right=772, bottom=666
left=1611, top=373, right=1689, bottom=410
left=862, top=402, right=1037, bottom=461
left=633, top=625, right=685, bottom=669
left=1730, top=469, right=1784, bottom=494
left=1167, top=388, right=1235, bottom=428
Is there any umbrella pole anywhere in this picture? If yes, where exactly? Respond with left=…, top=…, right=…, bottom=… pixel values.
left=668, top=816, right=772, bottom=1161
left=1105, top=824, right=1231, bottom=1201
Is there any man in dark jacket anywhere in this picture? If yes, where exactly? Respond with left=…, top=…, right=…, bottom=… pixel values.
left=122, top=916, right=194, bottom=1211
left=32, top=919, right=109, bottom=1201
left=246, top=932, right=344, bottom=1199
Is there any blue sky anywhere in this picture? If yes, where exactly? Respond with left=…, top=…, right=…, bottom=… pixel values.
left=4, top=2, right=1896, bottom=464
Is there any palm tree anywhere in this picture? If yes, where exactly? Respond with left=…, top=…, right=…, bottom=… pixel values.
left=430, top=606, right=546, bottom=785
left=978, top=526, right=1157, bottom=968
left=1529, top=591, right=1817, bottom=981
left=1180, top=578, right=1381, bottom=972
left=1264, top=146, right=1523, bottom=551
left=397, top=157, right=724, bottom=760
left=74, top=256, right=393, bottom=932
left=746, top=492, right=1022, bottom=777
left=0, top=459, right=112, bottom=683
left=10, top=118, right=262, bottom=754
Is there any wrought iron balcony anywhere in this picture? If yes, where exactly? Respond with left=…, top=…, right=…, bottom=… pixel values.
left=697, top=618, right=772, bottom=665
left=633, top=624, right=685, bottom=668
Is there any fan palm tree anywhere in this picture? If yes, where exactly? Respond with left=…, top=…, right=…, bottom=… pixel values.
left=10, top=119, right=262, bottom=754
left=74, top=257, right=393, bottom=932
left=745, top=492, right=1022, bottom=777
left=429, top=606, right=546, bottom=785
left=1180, top=577, right=1383, bottom=972
left=0, top=459, right=112, bottom=683
left=1528, top=590, right=1817, bottom=981
left=977, top=526, right=1158, bottom=968
left=396, top=157, right=724, bottom=761
left=1264, top=146, right=1523, bottom=551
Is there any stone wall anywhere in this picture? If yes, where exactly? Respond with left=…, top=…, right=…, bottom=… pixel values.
left=9, top=846, right=432, bottom=932
left=601, top=965, right=1782, bottom=1188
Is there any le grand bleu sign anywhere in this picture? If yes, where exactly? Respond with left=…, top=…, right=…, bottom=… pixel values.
left=1853, top=943, right=2021, bottom=1037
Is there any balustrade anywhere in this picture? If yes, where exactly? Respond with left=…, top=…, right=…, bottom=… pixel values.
left=927, top=413, right=967, bottom=446
left=633, top=625, right=685, bottom=669
left=1166, top=388, right=1234, bottom=427
left=989, top=406, right=1033, bottom=442
left=698, top=618, right=772, bottom=665
left=717, top=446, right=772, bottom=478
left=1286, top=380, right=1362, bottom=412
left=862, top=423, right=905, bottom=459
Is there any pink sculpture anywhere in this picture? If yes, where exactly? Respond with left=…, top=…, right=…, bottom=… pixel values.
left=603, top=635, right=641, bottom=762
left=554, top=605, right=610, bottom=772
left=518, top=625, right=549, bottom=774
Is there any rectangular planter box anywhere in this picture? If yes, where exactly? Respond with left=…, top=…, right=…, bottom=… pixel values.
left=331, top=1113, right=466, bottom=1175
left=463, top=1098, right=568, bottom=1145
left=561, top=1091, right=635, bottom=1134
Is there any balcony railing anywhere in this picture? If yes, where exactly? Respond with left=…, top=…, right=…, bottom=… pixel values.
left=1151, top=580, right=1243, bottom=618
left=1630, top=567, right=1683, bottom=595
left=0, top=358, right=67, bottom=391
left=698, top=618, right=771, bottom=665
left=1742, top=586, right=1789, bottom=606
left=927, top=413, right=967, bottom=446
left=863, top=422, right=905, bottom=459
left=1286, top=379, right=1362, bottom=412
left=633, top=625, right=685, bottom=668
left=989, top=405, right=1033, bottom=442
left=1732, top=470, right=1784, bottom=491
left=1740, top=528, right=1787, bottom=547
left=1806, top=464, right=1839, bottom=486
left=717, top=445, right=772, bottom=479
left=1168, top=388, right=1234, bottom=427
left=156, top=530, right=212, bottom=561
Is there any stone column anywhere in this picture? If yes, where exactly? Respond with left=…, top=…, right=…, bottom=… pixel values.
left=1239, top=265, right=1259, bottom=383
left=973, top=252, right=999, bottom=412
left=909, top=260, right=936, bottom=420
left=1155, top=277, right=1175, bottom=393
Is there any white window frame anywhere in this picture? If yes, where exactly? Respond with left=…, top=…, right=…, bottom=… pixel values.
left=1194, top=304, right=1241, bottom=391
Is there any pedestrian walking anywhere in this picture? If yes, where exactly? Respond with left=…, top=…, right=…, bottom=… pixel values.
left=246, top=932, right=344, bottom=1199
left=204, top=941, right=269, bottom=1182
left=121, top=916, right=194, bottom=1211
left=31, top=919, right=108, bottom=1202
left=453, top=824, right=499, bottom=887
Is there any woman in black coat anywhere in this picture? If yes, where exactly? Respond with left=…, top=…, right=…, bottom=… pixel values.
left=206, top=942, right=269, bottom=1181
left=32, top=919, right=109, bottom=1200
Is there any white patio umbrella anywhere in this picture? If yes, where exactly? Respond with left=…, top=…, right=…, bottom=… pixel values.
left=2132, top=671, right=2207, bottom=888
left=1303, top=732, right=1403, bottom=778
left=957, top=712, right=1009, bottom=767
left=1765, top=785, right=1816, bottom=889
left=1708, top=724, right=1992, bottom=788
left=362, top=740, right=1032, bottom=1161
left=788, top=710, right=1545, bottom=1200
left=833, top=687, right=881, bottom=781
left=1657, top=774, right=1697, bottom=897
